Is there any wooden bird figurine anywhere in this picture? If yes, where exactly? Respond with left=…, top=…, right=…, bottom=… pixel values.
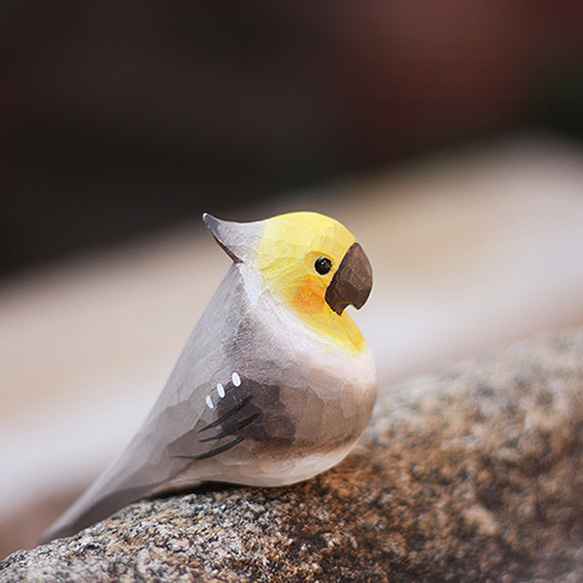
left=43, top=211, right=376, bottom=542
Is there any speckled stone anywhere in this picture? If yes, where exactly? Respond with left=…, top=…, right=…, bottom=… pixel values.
left=2, top=329, right=583, bottom=582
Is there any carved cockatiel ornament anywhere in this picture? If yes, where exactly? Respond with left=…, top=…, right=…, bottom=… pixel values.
left=43, top=211, right=377, bottom=542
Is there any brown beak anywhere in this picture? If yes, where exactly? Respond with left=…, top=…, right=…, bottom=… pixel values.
left=325, top=242, right=373, bottom=315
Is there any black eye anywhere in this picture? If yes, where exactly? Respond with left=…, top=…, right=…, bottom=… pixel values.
left=314, top=257, right=332, bottom=275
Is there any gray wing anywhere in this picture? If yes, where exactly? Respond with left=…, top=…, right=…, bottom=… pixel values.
left=42, top=264, right=263, bottom=541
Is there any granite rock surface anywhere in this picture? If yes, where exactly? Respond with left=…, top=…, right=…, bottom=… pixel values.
left=2, top=329, right=583, bottom=582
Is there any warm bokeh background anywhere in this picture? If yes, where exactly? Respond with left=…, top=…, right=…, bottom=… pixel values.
left=2, top=1, right=583, bottom=274
left=2, top=1, right=583, bottom=559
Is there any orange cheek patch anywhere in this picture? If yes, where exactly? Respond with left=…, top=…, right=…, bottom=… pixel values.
left=293, top=278, right=327, bottom=315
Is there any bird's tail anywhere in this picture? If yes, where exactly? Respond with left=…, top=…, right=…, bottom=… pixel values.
left=41, top=481, right=153, bottom=543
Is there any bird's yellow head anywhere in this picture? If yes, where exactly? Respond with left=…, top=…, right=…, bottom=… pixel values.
left=204, top=211, right=372, bottom=354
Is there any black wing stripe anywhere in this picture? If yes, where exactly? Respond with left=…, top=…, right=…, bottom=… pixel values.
left=198, top=395, right=253, bottom=433
left=173, top=435, right=245, bottom=461
left=199, top=413, right=260, bottom=443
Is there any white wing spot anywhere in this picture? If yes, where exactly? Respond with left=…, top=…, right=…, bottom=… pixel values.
left=217, top=383, right=225, bottom=398
left=232, top=372, right=241, bottom=387
left=205, top=395, right=214, bottom=409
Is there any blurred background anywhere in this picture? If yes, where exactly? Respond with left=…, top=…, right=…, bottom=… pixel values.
left=2, top=0, right=583, bottom=275
left=2, top=0, right=583, bottom=558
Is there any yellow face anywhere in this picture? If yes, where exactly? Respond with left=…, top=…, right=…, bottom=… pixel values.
left=255, top=212, right=367, bottom=354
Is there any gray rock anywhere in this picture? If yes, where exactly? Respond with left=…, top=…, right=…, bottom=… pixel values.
left=2, top=329, right=583, bottom=582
